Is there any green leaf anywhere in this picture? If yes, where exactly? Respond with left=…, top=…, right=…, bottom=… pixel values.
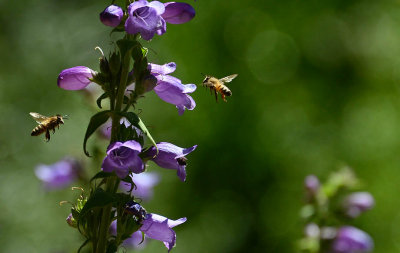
left=96, top=92, right=109, bottom=109
left=117, top=39, right=138, bottom=59
left=117, top=111, right=158, bottom=152
left=90, top=171, right=114, bottom=183
left=80, top=188, right=116, bottom=217
left=83, top=110, right=112, bottom=156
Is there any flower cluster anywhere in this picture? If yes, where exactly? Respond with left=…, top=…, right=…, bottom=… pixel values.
left=298, top=168, right=374, bottom=253
left=51, top=1, right=199, bottom=252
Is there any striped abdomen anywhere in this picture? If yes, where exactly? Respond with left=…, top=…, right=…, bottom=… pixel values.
left=215, top=83, right=232, bottom=97
left=31, top=124, right=47, bottom=136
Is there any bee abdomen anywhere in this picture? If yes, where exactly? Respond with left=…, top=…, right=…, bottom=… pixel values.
left=220, top=86, right=232, bottom=96
left=31, top=124, right=46, bottom=136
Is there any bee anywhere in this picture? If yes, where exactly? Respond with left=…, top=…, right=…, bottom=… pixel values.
left=202, top=74, right=238, bottom=102
left=30, top=112, right=67, bottom=142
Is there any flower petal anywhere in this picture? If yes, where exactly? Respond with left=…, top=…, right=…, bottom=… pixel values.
left=149, top=62, right=177, bottom=75
left=162, top=2, right=195, bottom=24
left=57, top=66, right=94, bottom=90
left=148, top=1, right=166, bottom=15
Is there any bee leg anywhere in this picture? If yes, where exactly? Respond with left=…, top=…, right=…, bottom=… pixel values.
left=45, top=129, right=50, bottom=142
left=221, top=94, right=227, bottom=102
left=214, top=90, right=218, bottom=103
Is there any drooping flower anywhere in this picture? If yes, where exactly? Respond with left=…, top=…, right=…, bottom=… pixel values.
left=146, top=142, right=197, bottom=181
left=149, top=62, right=196, bottom=115
left=332, top=226, right=373, bottom=253
left=57, top=66, right=95, bottom=90
left=35, top=157, right=81, bottom=190
left=120, top=172, right=160, bottom=200
left=342, top=192, right=375, bottom=218
left=140, top=213, right=186, bottom=252
left=162, top=2, right=195, bottom=24
left=125, top=0, right=166, bottom=40
left=100, top=5, right=124, bottom=27
left=102, top=140, right=145, bottom=178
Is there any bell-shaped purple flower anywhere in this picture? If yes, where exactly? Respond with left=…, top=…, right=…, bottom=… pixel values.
left=57, top=66, right=94, bottom=90
left=342, top=192, right=375, bottom=218
left=140, top=213, right=186, bottom=252
left=120, top=172, right=160, bottom=200
left=332, top=226, right=373, bottom=253
left=35, top=157, right=81, bottom=190
left=147, top=142, right=197, bottom=182
left=100, top=5, right=124, bottom=27
left=162, top=2, right=195, bottom=24
left=125, top=0, right=166, bottom=40
left=149, top=62, right=196, bottom=115
left=102, top=140, right=145, bottom=178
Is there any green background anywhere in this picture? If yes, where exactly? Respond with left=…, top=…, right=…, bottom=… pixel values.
left=0, top=0, right=399, bottom=252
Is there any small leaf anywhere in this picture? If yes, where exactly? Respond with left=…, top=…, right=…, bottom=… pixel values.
left=83, top=110, right=112, bottom=156
left=117, top=111, right=158, bottom=152
left=80, top=188, right=116, bottom=217
left=96, top=92, right=109, bottom=109
left=117, top=39, right=137, bottom=59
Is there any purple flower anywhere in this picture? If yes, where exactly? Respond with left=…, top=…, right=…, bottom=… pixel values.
left=100, top=5, right=124, bottom=27
left=125, top=0, right=166, bottom=40
left=162, top=2, right=195, bottom=24
left=147, top=142, right=197, bottom=182
left=57, top=66, right=94, bottom=90
left=304, top=175, right=320, bottom=195
left=120, top=172, right=160, bottom=200
left=140, top=213, right=186, bottom=252
left=110, top=221, right=147, bottom=249
left=102, top=140, right=145, bottom=178
left=149, top=62, right=196, bottom=115
left=35, top=157, right=81, bottom=190
left=343, top=192, right=375, bottom=218
left=332, top=226, right=373, bottom=253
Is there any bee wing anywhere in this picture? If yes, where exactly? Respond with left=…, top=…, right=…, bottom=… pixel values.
left=219, top=74, right=238, bottom=83
left=30, top=112, right=48, bottom=124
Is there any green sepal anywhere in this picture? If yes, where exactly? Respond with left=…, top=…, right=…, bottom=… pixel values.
left=117, top=39, right=138, bottom=60
left=83, top=110, right=112, bottom=156
left=117, top=111, right=158, bottom=152
left=96, top=92, right=109, bottom=109
left=109, top=51, right=121, bottom=76
left=90, top=171, right=114, bottom=183
left=79, top=188, right=116, bottom=217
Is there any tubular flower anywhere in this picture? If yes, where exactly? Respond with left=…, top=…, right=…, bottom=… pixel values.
left=140, top=213, right=187, bottom=252
left=125, top=0, right=166, bottom=40
left=35, top=157, right=81, bottom=190
left=102, top=140, right=145, bottom=178
left=100, top=5, right=124, bottom=27
left=57, top=66, right=94, bottom=90
left=162, top=2, right=195, bottom=24
left=342, top=192, right=375, bottom=218
left=120, top=172, right=160, bottom=200
left=149, top=62, right=196, bottom=115
left=332, top=226, right=374, bottom=253
left=146, top=142, right=197, bottom=181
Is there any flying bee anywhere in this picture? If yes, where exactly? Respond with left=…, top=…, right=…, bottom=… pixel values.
left=202, top=74, right=238, bottom=102
left=30, top=112, right=67, bottom=142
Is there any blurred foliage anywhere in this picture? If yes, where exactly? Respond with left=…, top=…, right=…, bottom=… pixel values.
left=1, top=0, right=400, bottom=252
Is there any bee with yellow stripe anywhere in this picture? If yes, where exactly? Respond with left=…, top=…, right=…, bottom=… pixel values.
left=30, top=112, right=67, bottom=142
left=202, top=74, right=238, bottom=102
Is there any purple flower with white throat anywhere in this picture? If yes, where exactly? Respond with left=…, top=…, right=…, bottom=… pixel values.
left=146, top=142, right=197, bottom=182
left=140, top=213, right=186, bottom=252
left=100, top=5, right=124, bottom=27
left=57, top=66, right=95, bottom=90
left=102, top=140, right=145, bottom=178
left=149, top=62, right=196, bottom=115
left=120, top=172, right=160, bottom=200
left=162, top=2, right=195, bottom=24
left=35, top=157, right=81, bottom=190
left=332, top=226, right=373, bottom=253
left=342, top=192, right=375, bottom=218
left=125, top=0, right=166, bottom=40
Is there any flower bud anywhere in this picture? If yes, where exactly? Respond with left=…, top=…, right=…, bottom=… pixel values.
left=304, top=175, right=320, bottom=195
left=332, top=226, right=373, bottom=253
left=342, top=192, right=374, bottom=218
left=100, top=5, right=124, bottom=27
left=66, top=213, right=77, bottom=228
left=162, top=2, right=195, bottom=24
left=57, top=66, right=94, bottom=90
